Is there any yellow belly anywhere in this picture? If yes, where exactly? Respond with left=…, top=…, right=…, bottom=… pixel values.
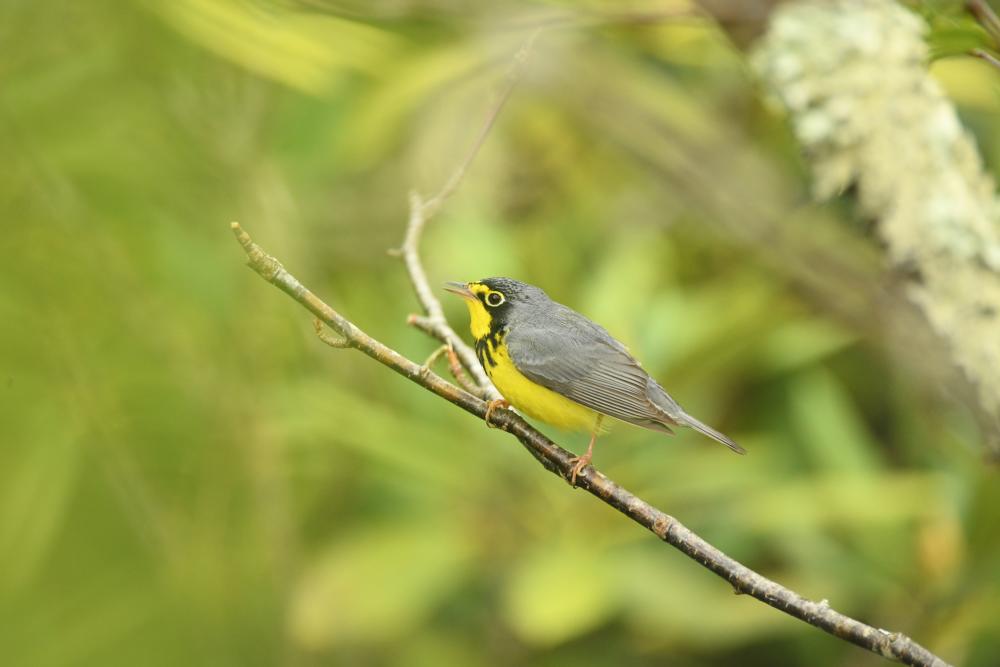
left=485, top=342, right=600, bottom=432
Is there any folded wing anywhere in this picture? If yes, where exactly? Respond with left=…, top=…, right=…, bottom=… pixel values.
left=506, top=303, right=745, bottom=454
left=506, top=304, right=678, bottom=432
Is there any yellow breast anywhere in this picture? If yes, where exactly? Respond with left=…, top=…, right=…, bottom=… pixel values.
left=479, top=334, right=600, bottom=432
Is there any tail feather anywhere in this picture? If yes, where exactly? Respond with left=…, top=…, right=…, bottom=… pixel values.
left=676, top=413, right=746, bottom=455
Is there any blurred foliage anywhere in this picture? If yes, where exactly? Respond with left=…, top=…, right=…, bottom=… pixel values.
left=1, top=1, right=999, bottom=666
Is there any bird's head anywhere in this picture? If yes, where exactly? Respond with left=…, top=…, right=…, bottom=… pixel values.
left=444, top=277, right=547, bottom=339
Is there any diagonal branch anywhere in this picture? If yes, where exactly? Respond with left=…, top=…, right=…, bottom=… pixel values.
left=971, top=47, right=1000, bottom=71
left=231, top=221, right=952, bottom=667
left=968, top=0, right=1000, bottom=48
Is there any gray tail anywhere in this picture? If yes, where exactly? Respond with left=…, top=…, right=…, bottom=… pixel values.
left=676, top=413, right=746, bottom=455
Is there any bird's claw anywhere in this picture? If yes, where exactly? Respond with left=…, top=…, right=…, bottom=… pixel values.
left=484, top=399, right=510, bottom=428
left=567, top=454, right=592, bottom=487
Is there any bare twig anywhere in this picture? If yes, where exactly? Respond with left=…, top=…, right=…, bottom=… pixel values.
left=232, top=221, right=952, bottom=667
left=420, top=344, right=450, bottom=372
left=399, top=195, right=495, bottom=397
left=968, top=0, right=1000, bottom=48
left=406, top=314, right=480, bottom=394
left=393, top=32, right=538, bottom=401
left=423, top=30, right=539, bottom=216
left=972, top=47, right=1000, bottom=71
left=313, top=318, right=351, bottom=348
left=443, top=342, right=474, bottom=393
left=293, top=1, right=697, bottom=32
left=492, top=7, right=699, bottom=33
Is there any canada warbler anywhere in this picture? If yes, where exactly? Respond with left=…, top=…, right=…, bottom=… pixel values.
left=445, top=277, right=744, bottom=484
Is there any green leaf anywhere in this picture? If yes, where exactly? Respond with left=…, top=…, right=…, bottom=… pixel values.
left=728, top=472, right=949, bottom=533
left=502, top=539, right=619, bottom=646
left=151, top=0, right=399, bottom=93
left=788, top=368, right=881, bottom=473
left=759, top=320, right=854, bottom=374
left=619, top=548, right=786, bottom=646
left=288, top=519, right=471, bottom=648
left=0, top=413, right=80, bottom=595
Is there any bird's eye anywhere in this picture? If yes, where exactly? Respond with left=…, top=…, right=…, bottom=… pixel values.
left=486, top=291, right=505, bottom=307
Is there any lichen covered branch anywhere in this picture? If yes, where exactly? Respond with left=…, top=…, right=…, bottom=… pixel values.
left=752, top=0, right=1000, bottom=446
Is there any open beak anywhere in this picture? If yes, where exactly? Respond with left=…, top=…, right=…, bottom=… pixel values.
left=444, top=281, right=476, bottom=301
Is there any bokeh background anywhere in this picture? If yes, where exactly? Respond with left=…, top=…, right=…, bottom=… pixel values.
left=2, top=1, right=999, bottom=665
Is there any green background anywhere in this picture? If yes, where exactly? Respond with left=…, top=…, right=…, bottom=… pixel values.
left=2, top=1, right=998, bottom=665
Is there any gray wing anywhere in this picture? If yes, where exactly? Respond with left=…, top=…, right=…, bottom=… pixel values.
left=505, top=303, right=682, bottom=431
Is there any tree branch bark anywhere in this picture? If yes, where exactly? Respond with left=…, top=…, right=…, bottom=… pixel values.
left=230, top=221, right=953, bottom=667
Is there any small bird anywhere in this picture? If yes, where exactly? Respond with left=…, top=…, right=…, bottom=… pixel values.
left=445, top=277, right=745, bottom=484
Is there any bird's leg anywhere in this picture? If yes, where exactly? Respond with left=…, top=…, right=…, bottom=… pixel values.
left=484, top=398, right=510, bottom=427
left=568, top=415, right=603, bottom=486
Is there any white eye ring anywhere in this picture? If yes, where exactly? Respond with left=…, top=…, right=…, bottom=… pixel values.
left=486, top=292, right=505, bottom=307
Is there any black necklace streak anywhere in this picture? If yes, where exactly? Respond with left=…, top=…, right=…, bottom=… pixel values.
left=475, top=325, right=506, bottom=372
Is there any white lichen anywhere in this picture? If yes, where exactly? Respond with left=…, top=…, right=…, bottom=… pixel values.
left=753, top=0, right=1000, bottom=421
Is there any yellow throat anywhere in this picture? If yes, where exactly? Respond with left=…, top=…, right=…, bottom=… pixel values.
left=452, top=281, right=601, bottom=433
left=460, top=282, right=494, bottom=340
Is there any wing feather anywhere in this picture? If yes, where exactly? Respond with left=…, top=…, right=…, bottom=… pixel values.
left=506, top=304, right=674, bottom=427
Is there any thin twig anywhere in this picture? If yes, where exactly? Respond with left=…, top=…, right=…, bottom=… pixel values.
left=416, top=341, right=478, bottom=392
left=294, top=1, right=697, bottom=33
left=408, top=312, right=484, bottom=395
left=400, top=193, right=494, bottom=397
left=313, top=318, right=351, bottom=348
left=420, top=344, right=450, bottom=372
left=972, top=47, right=1000, bottom=71
left=490, top=7, right=701, bottom=34
left=444, top=342, right=475, bottom=394
left=423, top=30, right=539, bottom=216
left=393, top=32, right=538, bottom=401
left=232, top=222, right=952, bottom=667
left=968, top=0, right=1000, bottom=48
